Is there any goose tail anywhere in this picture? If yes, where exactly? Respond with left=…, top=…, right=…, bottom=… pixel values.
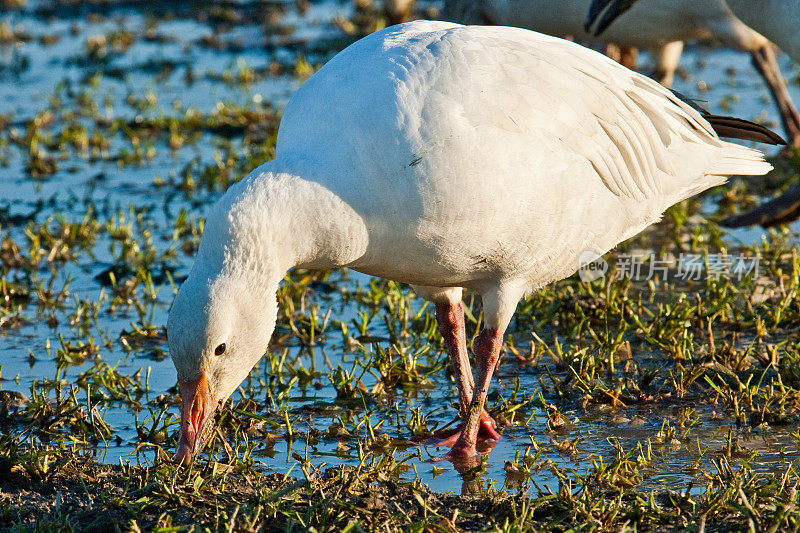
left=708, top=142, right=773, bottom=178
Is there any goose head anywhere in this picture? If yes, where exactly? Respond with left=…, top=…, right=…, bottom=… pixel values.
left=164, top=167, right=365, bottom=464
left=167, top=268, right=277, bottom=464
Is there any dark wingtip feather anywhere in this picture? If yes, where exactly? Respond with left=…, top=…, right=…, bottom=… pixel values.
left=670, top=89, right=787, bottom=145
left=703, top=115, right=787, bottom=145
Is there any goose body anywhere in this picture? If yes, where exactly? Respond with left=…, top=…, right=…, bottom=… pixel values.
left=167, top=21, right=774, bottom=463
left=276, top=20, right=761, bottom=289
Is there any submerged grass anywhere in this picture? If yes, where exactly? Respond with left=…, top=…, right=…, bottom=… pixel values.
left=3, top=0, right=800, bottom=531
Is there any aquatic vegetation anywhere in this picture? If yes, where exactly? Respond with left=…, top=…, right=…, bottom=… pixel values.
left=1, top=0, right=800, bottom=530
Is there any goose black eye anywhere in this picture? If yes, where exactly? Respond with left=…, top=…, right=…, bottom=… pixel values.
left=214, top=343, right=226, bottom=356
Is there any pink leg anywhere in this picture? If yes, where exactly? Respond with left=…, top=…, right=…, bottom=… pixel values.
left=435, top=301, right=473, bottom=417
left=430, top=302, right=500, bottom=443
left=449, top=327, right=503, bottom=459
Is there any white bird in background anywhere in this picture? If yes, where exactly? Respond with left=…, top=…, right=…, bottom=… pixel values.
left=442, top=0, right=800, bottom=149
left=167, top=21, right=781, bottom=464
left=587, top=0, right=800, bottom=227
left=589, top=0, right=800, bottom=63
left=722, top=0, right=800, bottom=63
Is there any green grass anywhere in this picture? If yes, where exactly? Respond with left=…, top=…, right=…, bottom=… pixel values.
left=2, top=1, right=800, bottom=531
left=2, top=437, right=800, bottom=531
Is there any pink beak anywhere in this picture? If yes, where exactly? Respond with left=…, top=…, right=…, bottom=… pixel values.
left=174, top=372, right=213, bottom=465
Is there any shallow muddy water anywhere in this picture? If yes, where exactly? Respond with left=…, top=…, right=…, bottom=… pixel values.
left=2, top=0, right=800, bottom=497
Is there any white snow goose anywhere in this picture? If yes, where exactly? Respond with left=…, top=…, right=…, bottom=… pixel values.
left=167, top=21, right=783, bottom=465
